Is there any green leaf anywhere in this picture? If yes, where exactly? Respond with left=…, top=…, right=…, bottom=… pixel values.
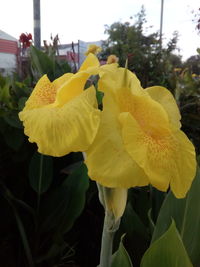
left=36, top=234, right=71, bottom=263
left=29, top=152, right=53, bottom=194
left=121, top=202, right=149, bottom=240
left=96, top=90, right=104, bottom=105
left=39, top=163, right=89, bottom=234
left=18, top=97, right=28, bottom=110
left=0, top=84, right=10, bottom=104
left=4, top=112, right=23, bottom=128
left=141, top=221, right=193, bottom=267
left=147, top=209, right=155, bottom=235
left=111, top=235, right=133, bottom=267
left=0, top=74, right=6, bottom=87
left=30, top=45, right=71, bottom=81
left=1, top=184, right=35, bottom=267
left=152, top=167, right=200, bottom=265
left=30, top=45, right=55, bottom=80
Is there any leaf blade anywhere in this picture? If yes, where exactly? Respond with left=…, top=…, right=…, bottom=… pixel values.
left=141, top=222, right=193, bottom=267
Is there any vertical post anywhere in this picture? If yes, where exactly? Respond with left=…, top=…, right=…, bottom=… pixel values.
left=159, top=0, right=164, bottom=50
left=33, top=0, right=41, bottom=49
left=78, top=40, right=80, bottom=69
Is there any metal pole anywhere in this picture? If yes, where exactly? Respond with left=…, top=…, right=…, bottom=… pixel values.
left=33, top=0, right=41, bottom=49
left=159, top=0, right=164, bottom=50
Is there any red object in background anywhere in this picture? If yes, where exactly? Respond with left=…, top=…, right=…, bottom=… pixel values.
left=66, top=51, right=78, bottom=62
left=127, top=53, right=134, bottom=60
left=19, top=33, right=32, bottom=49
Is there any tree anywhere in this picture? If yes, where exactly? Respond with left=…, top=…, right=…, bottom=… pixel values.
left=101, top=7, right=181, bottom=88
left=183, top=55, right=200, bottom=75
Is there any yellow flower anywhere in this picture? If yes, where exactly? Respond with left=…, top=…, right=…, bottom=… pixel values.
left=107, top=55, right=119, bottom=64
left=85, top=67, right=196, bottom=198
left=19, top=53, right=101, bottom=157
left=84, top=44, right=102, bottom=56
left=192, top=73, right=197, bottom=78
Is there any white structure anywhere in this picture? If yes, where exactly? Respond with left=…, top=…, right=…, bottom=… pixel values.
left=57, top=40, right=103, bottom=69
left=78, top=40, right=103, bottom=65
left=0, top=30, right=18, bottom=75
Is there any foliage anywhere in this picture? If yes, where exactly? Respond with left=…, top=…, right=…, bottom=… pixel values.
left=101, top=7, right=182, bottom=88
left=30, top=45, right=71, bottom=82
left=141, top=221, right=193, bottom=267
left=183, top=55, right=200, bottom=75
left=0, top=47, right=92, bottom=267
left=171, top=68, right=200, bottom=153
left=152, top=168, right=200, bottom=265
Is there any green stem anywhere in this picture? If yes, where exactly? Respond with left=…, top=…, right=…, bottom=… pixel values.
left=13, top=207, right=35, bottom=267
left=37, top=154, right=44, bottom=217
left=99, top=211, right=119, bottom=267
left=3, top=194, right=35, bottom=267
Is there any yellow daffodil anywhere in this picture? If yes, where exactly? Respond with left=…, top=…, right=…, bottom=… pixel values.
left=19, top=53, right=101, bottom=157
left=85, top=67, right=196, bottom=198
left=84, top=44, right=102, bottom=56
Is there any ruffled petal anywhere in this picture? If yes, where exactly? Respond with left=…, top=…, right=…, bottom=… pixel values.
left=85, top=90, right=149, bottom=188
left=19, top=86, right=100, bottom=156
left=169, top=128, right=196, bottom=198
left=117, top=91, right=170, bottom=136
left=119, top=112, right=171, bottom=192
left=120, top=112, right=196, bottom=198
left=23, top=73, right=74, bottom=110
left=146, top=86, right=181, bottom=129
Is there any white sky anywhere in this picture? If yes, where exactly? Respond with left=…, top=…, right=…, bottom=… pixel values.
left=0, top=0, right=199, bottom=60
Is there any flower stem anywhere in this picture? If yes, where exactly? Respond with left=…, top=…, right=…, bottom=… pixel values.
left=37, top=154, right=44, bottom=217
left=99, top=211, right=120, bottom=267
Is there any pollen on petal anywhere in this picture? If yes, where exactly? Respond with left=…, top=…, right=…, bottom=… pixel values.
left=118, top=90, right=169, bottom=137
left=24, top=75, right=57, bottom=109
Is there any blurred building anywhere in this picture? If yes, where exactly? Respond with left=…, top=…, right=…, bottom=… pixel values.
left=0, top=30, right=18, bottom=75
left=0, top=33, right=103, bottom=76
left=57, top=40, right=103, bottom=69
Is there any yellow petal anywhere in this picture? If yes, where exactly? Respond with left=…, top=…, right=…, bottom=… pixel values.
left=85, top=90, right=149, bottom=188
left=169, top=128, right=196, bottom=198
left=24, top=75, right=56, bottom=109
left=52, top=73, right=73, bottom=90
left=120, top=112, right=196, bottom=198
left=120, top=112, right=171, bottom=191
left=54, top=71, right=93, bottom=106
left=23, top=73, right=74, bottom=110
left=118, top=91, right=170, bottom=136
left=99, top=62, right=119, bottom=74
left=79, top=53, right=100, bottom=72
left=146, top=86, right=181, bottom=129
left=98, top=67, right=144, bottom=96
left=19, top=86, right=100, bottom=157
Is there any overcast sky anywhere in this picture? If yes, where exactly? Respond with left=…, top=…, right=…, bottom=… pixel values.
left=1, top=0, right=199, bottom=60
